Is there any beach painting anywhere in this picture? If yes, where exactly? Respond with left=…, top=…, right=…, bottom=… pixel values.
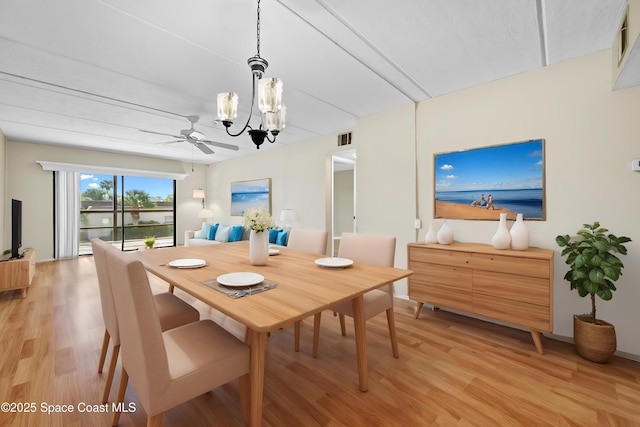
left=230, top=178, right=272, bottom=216
left=434, top=139, right=545, bottom=220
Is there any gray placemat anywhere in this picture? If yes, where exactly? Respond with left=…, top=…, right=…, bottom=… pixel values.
left=202, top=279, right=277, bottom=298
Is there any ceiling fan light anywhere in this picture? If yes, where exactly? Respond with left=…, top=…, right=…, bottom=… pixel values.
left=189, top=130, right=206, bottom=140
left=258, top=77, right=283, bottom=113
left=262, top=104, right=286, bottom=132
left=217, top=92, right=238, bottom=122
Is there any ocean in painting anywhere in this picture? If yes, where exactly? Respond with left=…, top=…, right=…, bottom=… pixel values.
left=435, top=188, right=544, bottom=219
left=230, top=190, right=270, bottom=215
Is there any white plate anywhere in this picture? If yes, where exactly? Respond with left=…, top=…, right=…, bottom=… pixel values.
left=269, top=248, right=280, bottom=256
left=168, top=258, right=206, bottom=268
left=314, top=257, right=354, bottom=268
left=217, top=272, right=265, bottom=287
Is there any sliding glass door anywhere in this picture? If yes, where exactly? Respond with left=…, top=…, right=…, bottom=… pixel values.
left=79, top=173, right=175, bottom=254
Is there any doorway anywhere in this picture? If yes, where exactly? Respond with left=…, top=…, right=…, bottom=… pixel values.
left=331, top=149, right=356, bottom=256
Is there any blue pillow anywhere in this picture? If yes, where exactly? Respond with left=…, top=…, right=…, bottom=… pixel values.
left=276, top=230, right=288, bottom=246
left=228, top=225, right=244, bottom=242
left=269, top=229, right=279, bottom=244
left=194, top=222, right=211, bottom=239
left=207, top=223, right=219, bottom=240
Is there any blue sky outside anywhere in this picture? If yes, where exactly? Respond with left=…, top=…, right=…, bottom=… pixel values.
left=80, top=173, right=174, bottom=200
left=434, top=139, right=544, bottom=193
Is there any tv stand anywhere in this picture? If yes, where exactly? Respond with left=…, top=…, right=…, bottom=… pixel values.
left=0, top=248, right=35, bottom=298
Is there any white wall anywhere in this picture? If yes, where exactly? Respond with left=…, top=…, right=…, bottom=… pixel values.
left=208, top=134, right=340, bottom=230
left=416, top=50, right=640, bottom=356
left=5, top=141, right=206, bottom=260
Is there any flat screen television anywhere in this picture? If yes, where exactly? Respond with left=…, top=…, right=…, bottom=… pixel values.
left=12, top=199, right=22, bottom=259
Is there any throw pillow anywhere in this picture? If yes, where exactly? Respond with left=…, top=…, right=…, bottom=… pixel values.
left=215, top=224, right=232, bottom=243
left=269, top=228, right=280, bottom=244
left=276, top=230, right=288, bottom=246
left=207, top=223, right=219, bottom=240
left=228, top=225, right=244, bottom=242
left=194, top=222, right=211, bottom=239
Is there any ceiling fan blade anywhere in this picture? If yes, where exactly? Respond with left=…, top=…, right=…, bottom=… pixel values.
left=194, top=142, right=214, bottom=154
left=201, top=139, right=240, bottom=151
left=139, top=129, right=184, bottom=139
left=158, top=140, right=183, bottom=145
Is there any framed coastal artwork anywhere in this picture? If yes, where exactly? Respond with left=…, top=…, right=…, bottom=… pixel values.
left=230, top=178, right=272, bottom=216
left=434, top=139, right=546, bottom=221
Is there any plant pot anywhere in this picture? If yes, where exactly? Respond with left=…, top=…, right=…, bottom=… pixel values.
left=573, top=314, right=616, bottom=363
left=249, top=229, right=269, bottom=266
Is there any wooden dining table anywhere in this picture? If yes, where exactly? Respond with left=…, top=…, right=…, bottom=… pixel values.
left=134, top=241, right=413, bottom=427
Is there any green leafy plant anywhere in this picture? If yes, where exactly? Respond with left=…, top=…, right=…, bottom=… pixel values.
left=556, top=222, right=631, bottom=323
left=143, top=235, right=156, bottom=249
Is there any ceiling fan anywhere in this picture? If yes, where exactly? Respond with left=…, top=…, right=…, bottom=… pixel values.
left=139, top=116, right=239, bottom=154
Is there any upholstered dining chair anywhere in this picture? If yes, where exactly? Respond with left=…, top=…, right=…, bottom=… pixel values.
left=312, top=232, right=398, bottom=358
left=91, top=238, right=200, bottom=404
left=105, top=247, right=250, bottom=427
left=285, top=229, right=329, bottom=352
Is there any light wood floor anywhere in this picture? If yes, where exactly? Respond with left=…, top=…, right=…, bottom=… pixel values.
left=1, top=256, right=639, bottom=426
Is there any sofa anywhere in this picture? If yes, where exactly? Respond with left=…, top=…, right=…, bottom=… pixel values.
left=185, top=222, right=289, bottom=247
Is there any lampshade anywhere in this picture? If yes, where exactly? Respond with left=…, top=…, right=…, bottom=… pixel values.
left=280, top=209, right=298, bottom=224
left=193, top=189, right=205, bottom=199
left=258, top=77, right=283, bottom=113
left=262, top=105, right=286, bottom=132
left=217, top=92, right=238, bottom=122
left=198, top=209, right=213, bottom=219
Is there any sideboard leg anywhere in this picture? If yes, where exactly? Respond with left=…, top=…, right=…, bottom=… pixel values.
left=414, top=302, right=424, bottom=319
left=531, top=330, right=544, bottom=354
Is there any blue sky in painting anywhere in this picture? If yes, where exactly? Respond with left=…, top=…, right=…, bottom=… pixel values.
left=434, top=140, right=543, bottom=192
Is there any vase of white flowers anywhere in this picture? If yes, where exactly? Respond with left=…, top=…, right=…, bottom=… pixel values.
left=243, top=207, right=275, bottom=265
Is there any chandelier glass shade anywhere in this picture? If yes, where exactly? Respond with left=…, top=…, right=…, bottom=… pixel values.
left=216, top=0, right=285, bottom=149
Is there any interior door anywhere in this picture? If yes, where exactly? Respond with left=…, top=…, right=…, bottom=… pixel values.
left=331, top=149, right=356, bottom=256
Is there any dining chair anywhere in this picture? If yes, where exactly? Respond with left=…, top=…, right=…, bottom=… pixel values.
left=91, top=238, right=200, bottom=404
left=105, top=247, right=250, bottom=427
left=312, top=232, right=398, bottom=358
left=285, top=229, right=329, bottom=352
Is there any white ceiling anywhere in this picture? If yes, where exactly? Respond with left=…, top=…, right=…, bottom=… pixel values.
left=0, top=0, right=628, bottom=164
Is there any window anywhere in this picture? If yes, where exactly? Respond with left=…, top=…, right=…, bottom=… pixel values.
left=79, top=173, right=175, bottom=254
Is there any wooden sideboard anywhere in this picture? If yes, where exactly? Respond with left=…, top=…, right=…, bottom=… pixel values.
left=0, top=248, right=36, bottom=298
left=407, top=242, right=554, bottom=354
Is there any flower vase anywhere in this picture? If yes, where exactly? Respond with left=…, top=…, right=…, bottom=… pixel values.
left=510, top=213, right=530, bottom=250
left=249, top=230, right=269, bottom=265
left=424, top=221, right=438, bottom=243
left=436, top=221, right=454, bottom=245
left=491, top=213, right=511, bottom=249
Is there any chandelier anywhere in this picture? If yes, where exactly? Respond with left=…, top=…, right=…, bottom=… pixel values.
left=216, top=0, right=286, bottom=149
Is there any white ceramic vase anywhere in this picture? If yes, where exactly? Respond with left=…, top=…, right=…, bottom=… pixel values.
left=491, top=213, right=511, bottom=250
left=424, top=220, right=438, bottom=243
left=437, top=221, right=454, bottom=245
left=249, top=229, right=269, bottom=265
left=510, top=213, right=530, bottom=250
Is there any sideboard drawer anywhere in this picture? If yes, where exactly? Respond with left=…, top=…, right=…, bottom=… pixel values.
left=471, top=253, right=550, bottom=278
left=473, top=270, right=550, bottom=306
left=409, top=247, right=471, bottom=268
left=473, top=293, right=552, bottom=332
left=409, top=262, right=472, bottom=289
left=409, top=281, right=472, bottom=312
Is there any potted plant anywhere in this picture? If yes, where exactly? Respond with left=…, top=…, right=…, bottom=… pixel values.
left=143, top=236, right=156, bottom=250
left=556, top=222, right=631, bottom=363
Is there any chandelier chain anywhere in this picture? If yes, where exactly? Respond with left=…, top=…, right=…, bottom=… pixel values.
left=256, top=0, right=261, bottom=57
